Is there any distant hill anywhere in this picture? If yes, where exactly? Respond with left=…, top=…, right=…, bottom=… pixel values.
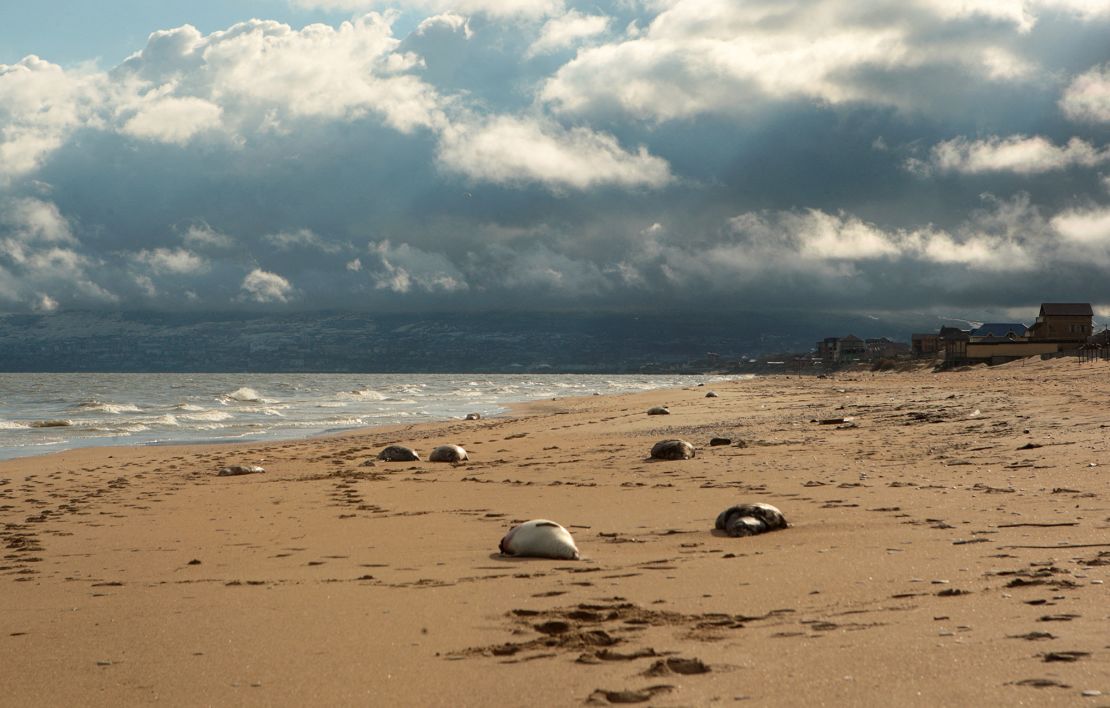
left=0, top=310, right=933, bottom=373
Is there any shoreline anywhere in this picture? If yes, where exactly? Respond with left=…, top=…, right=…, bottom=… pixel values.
left=2, top=359, right=1107, bottom=706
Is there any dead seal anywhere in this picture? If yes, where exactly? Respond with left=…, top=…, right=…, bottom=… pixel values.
left=705, top=391, right=718, bottom=398
left=429, top=444, right=468, bottom=462
left=217, top=464, right=265, bottom=477
left=715, top=503, right=788, bottom=536
left=499, top=519, right=580, bottom=560
left=647, top=406, right=671, bottom=415
left=465, top=412, right=481, bottom=420
left=650, top=439, right=695, bottom=460
left=377, top=444, right=420, bottom=462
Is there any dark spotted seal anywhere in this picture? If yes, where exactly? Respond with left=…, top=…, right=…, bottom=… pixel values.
left=499, top=519, right=580, bottom=560
left=429, top=444, right=468, bottom=462
left=715, top=503, right=788, bottom=536
left=650, top=439, right=695, bottom=460
left=377, top=444, right=420, bottom=462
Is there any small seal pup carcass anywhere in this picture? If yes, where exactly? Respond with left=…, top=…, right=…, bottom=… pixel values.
left=217, top=464, right=265, bottom=477
left=377, top=444, right=420, bottom=462
left=715, top=503, right=788, bottom=537
left=646, top=406, right=671, bottom=415
left=650, top=439, right=696, bottom=460
left=499, top=519, right=580, bottom=560
left=429, top=444, right=468, bottom=462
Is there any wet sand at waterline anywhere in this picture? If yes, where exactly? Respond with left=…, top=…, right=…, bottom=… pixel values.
left=1, top=358, right=1107, bottom=706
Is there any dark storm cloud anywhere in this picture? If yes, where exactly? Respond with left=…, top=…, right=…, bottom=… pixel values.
left=0, top=1, right=1109, bottom=317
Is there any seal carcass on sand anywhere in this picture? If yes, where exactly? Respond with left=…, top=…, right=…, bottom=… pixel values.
left=429, top=444, right=468, bottom=462
left=646, top=406, right=671, bottom=415
left=377, top=444, right=420, bottom=462
left=715, top=503, right=788, bottom=536
left=499, top=519, right=580, bottom=560
left=650, top=439, right=696, bottom=460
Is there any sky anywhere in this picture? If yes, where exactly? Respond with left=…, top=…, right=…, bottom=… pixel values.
left=1, top=0, right=1110, bottom=320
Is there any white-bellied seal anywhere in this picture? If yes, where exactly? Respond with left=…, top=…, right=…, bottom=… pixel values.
left=465, top=412, right=481, bottom=420
left=650, top=439, right=695, bottom=460
left=429, top=444, right=468, bottom=462
left=217, top=464, right=265, bottom=477
left=715, top=503, right=788, bottom=536
left=705, top=391, right=719, bottom=398
left=647, top=406, right=671, bottom=415
left=377, top=444, right=420, bottom=462
left=499, top=519, right=580, bottom=560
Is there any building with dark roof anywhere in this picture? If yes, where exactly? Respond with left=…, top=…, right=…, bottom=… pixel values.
left=970, top=323, right=1027, bottom=339
left=1028, top=303, right=1093, bottom=342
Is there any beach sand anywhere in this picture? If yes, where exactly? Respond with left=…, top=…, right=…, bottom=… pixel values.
left=2, top=358, right=1108, bottom=706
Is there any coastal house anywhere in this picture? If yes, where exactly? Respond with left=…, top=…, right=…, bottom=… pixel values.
left=1027, top=303, right=1094, bottom=342
left=911, top=333, right=939, bottom=357
left=938, top=326, right=970, bottom=363
left=866, top=337, right=910, bottom=357
left=949, top=303, right=1094, bottom=365
left=815, top=334, right=870, bottom=362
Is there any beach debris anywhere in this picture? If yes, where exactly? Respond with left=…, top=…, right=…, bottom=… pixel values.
left=217, top=465, right=265, bottom=477
left=586, top=685, right=674, bottom=704
left=429, top=444, right=468, bottom=463
left=705, top=391, right=719, bottom=398
left=709, top=437, right=732, bottom=446
left=643, top=657, right=710, bottom=676
left=1017, top=442, right=1044, bottom=450
left=377, top=445, right=420, bottom=462
left=650, top=439, right=695, bottom=460
left=464, top=412, right=481, bottom=420
left=814, top=417, right=852, bottom=425
left=29, top=419, right=72, bottom=428
left=646, top=406, right=671, bottom=415
left=499, top=519, right=580, bottom=560
left=715, top=503, right=788, bottom=537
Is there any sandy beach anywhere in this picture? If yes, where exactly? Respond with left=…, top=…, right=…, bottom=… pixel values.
left=2, top=359, right=1108, bottom=706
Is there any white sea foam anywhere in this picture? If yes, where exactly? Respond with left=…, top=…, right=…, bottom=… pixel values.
left=225, top=387, right=269, bottom=403
left=173, top=403, right=206, bottom=412
left=183, top=410, right=233, bottom=422
left=152, top=415, right=180, bottom=426
left=337, top=388, right=387, bottom=401
left=0, top=419, right=28, bottom=430
left=76, top=400, right=141, bottom=414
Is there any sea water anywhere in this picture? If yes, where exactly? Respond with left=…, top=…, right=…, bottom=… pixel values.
left=0, top=372, right=739, bottom=460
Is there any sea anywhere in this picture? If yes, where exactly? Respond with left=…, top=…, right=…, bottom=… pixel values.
left=0, top=372, right=735, bottom=461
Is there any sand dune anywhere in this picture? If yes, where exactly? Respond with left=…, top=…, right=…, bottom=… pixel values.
left=1, top=358, right=1107, bottom=706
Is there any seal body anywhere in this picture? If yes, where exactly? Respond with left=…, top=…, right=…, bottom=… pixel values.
left=217, top=465, right=265, bottom=477
left=378, top=444, right=420, bottom=462
left=465, top=412, right=481, bottom=420
left=705, top=391, right=719, bottom=398
left=715, top=503, right=788, bottom=537
left=499, top=519, right=580, bottom=560
left=650, top=439, right=696, bottom=460
left=647, top=406, right=671, bottom=416
left=429, top=444, right=468, bottom=462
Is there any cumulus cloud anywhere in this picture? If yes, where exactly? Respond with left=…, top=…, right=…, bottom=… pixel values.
left=1061, top=63, right=1110, bottom=123
left=538, top=0, right=1097, bottom=121
left=917, top=135, right=1110, bottom=175
left=367, top=240, right=468, bottom=293
left=438, top=115, right=671, bottom=189
left=263, top=228, right=345, bottom=253
left=121, top=95, right=223, bottom=144
left=241, top=268, right=294, bottom=303
left=526, top=11, right=610, bottom=57
left=132, top=248, right=208, bottom=274
left=0, top=56, right=104, bottom=180
left=0, top=197, right=75, bottom=243
left=183, top=223, right=235, bottom=250
left=289, top=0, right=564, bottom=20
